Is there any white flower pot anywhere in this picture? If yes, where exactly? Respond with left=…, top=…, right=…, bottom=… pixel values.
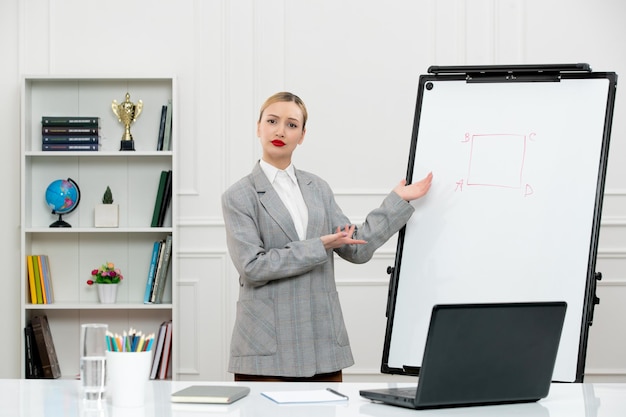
left=97, top=283, right=119, bottom=304
left=95, top=204, right=119, bottom=228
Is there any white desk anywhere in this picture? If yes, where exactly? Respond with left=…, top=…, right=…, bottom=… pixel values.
left=3, top=379, right=625, bottom=416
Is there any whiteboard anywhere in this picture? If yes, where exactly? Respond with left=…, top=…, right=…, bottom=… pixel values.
left=382, top=72, right=616, bottom=383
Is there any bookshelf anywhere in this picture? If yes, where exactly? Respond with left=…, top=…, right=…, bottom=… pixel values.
left=19, top=76, right=177, bottom=379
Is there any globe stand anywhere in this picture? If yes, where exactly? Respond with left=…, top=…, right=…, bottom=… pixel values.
left=50, top=213, right=72, bottom=228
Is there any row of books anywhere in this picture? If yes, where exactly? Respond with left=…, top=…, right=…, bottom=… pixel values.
left=144, top=234, right=173, bottom=304
left=24, top=315, right=61, bottom=379
left=27, top=243, right=172, bottom=306
left=41, top=116, right=101, bottom=151
left=150, top=320, right=173, bottom=380
left=151, top=170, right=173, bottom=227
left=24, top=316, right=174, bottom=380
left=156, top=100, right=173, bottom=151
left=39, top=105, right=174, bottom=152
left=26, top=255, right=54, bottom=304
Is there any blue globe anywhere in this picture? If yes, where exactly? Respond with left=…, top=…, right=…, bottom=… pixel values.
left=45, top=178, right=81, bottom=227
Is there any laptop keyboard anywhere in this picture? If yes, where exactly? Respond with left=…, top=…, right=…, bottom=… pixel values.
left=382, top=387, right=416, bottom=398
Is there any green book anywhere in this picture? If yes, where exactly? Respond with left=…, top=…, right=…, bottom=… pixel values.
left=151, top=171, right=168, bottom=227
left=32, top=256, right=43, bottom=304
left=157, top=170, right=172, bottom=227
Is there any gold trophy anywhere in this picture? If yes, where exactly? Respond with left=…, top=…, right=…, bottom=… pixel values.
left=112, top=92, right=143, bottom=151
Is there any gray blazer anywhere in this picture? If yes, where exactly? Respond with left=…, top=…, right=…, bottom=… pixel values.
left=222, top=162, right=415, bottom=377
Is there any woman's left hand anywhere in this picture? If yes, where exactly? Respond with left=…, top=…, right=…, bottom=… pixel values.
left=393, top=172, right=433, bottom=202
left=321, top=224, right=367, bottom=249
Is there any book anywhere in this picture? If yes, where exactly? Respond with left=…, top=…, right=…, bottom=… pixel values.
left=157, top=170, right=173, bottom=227
left=163, top=99, right=173, bottom=151
left=24, top=324, right=43, bottom=379
left=158, top=321, right=173, bottom=379
left=171, top=386, right=250, bottom=404
left=151, top=171, right=168, bottom=227
left=41, top=116, right=100, bottom=127
left=31, top=255, right=43, bottom=304
left=24, top=326, right=34, bottom=378
left=42, top=126, right=99, bottom=136
left=40, top=255, right=54, bottom=304
left=156, top=105, right=167, bottom=151
left=42, top=135, right=99, bottom=144
left=150, top=321, right=168, bottom=380
left=36, top=256, right=47, bottom=304
left=42, top=143, right=98, bottom=151
left=150, top=239, right=168, bottom=303
left=30, top=315, right=61, bottom=379
left=26, top=256, right=37, bottom=304
left=143, top=241, right=162, bottom=304
left=152, top=234, right=173, bottom=304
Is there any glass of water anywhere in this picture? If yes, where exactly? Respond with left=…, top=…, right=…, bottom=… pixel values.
left=80, top=323, right=108, bottom=401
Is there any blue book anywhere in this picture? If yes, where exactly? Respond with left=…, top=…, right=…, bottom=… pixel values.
left=143, top=241, right=162, bottom=304
left=40, top=255, right=54, bottom=304
left=151, top=234, right=173, bottom=304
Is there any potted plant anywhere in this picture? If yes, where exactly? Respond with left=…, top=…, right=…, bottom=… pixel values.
left=94, top=185, right=119, bottom=227
left=87, top=262, right=124, bottom=303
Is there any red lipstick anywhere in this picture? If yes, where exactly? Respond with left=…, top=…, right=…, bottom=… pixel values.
left=271, top=140, right=286, bottom=147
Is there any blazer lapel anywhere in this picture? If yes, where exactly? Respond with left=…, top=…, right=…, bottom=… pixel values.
left=252, top=163, right=300, bottom=241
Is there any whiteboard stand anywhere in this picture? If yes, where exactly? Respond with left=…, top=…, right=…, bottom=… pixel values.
left=381, top=64, right=617, bottom=383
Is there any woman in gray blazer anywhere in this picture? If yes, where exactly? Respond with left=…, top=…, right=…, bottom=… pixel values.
left=222, top=92, right=433, bottom=382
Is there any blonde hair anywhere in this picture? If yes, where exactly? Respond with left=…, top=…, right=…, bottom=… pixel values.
left=258, top=92, right=308, bottom=130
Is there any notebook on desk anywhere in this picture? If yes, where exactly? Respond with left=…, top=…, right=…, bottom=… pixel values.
left=171, top=385, right=250, bottom=404
left=360, top=301, right=567, bottom=410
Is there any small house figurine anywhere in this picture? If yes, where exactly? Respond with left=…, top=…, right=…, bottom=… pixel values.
left=95, top=186, right=119, bottom=228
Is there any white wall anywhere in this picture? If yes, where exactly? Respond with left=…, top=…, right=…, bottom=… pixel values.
left=1, top=0, right=625, bottom=381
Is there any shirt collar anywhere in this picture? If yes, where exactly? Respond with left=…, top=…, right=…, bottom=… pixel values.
left=260, top=159, right=297, bottom=184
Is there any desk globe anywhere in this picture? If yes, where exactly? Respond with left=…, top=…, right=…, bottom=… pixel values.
left=45, top=178, right=81, bottom=227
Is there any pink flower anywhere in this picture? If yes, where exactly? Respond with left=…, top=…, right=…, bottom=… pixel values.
left=87, top=262, right=124, bottom=285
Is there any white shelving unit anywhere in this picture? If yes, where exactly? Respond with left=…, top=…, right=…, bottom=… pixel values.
left=20, top=76, right=177, bottom=379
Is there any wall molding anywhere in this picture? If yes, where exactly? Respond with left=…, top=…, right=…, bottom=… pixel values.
left=176, top=279, right=201, bottom=376
left=584, top=368, right=626, bottom=383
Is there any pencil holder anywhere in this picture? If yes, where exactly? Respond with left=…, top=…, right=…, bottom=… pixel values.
left=106, top=350, right=152, bottom=407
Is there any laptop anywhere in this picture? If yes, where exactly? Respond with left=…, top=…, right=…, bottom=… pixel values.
left=360, top=301, right=567, bottom=409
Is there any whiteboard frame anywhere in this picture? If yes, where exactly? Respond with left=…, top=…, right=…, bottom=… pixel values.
left=380, top=65, right=617, bottom=383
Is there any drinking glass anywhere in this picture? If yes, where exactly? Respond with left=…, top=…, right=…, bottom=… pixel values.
left=80, top=323, right=108, bottom=400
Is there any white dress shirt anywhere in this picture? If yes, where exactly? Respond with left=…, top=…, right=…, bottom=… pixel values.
left=259, top=159, right=309, bottom=240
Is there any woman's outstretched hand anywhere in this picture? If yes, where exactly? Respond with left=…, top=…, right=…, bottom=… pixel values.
left=321, top=224, right=367, bottom=250
left=319, top=173, right=433, bottom=250
left=393, top=172, right=433, bottom=202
